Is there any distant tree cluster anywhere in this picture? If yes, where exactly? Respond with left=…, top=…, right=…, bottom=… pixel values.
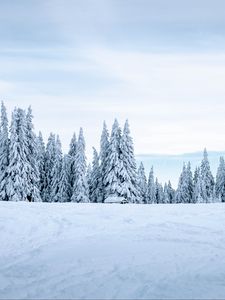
left=0, top=102, right=224, bottom=203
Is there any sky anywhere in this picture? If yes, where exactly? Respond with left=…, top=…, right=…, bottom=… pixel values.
left=1, top=0, right=225, bottom=159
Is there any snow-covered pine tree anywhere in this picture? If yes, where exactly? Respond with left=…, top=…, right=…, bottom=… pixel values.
left=104, top=119, right=122, bottom=199
left=119, top=120, right=139, bottom=203
left=7, top=108, right=30, bottom=201
left=215, top=157, right=225, bottom=202
left=25, top=106, right=41, bottom=201
left=68, top=133, right=77, bottom=199
left=147, top=167, right=156, bottom=203
left=51, top=135, right=63, bottom=202
left=163, top=183, right=170, bottom=203
left=137, top=162, right=147, bottom=203
left=176, top=164, right=189, bottom=203
left=155, top=178, right=164, bottom=204
left=43, top=133, right=56, bottom=202
left=36, top=131, right=45, bottom=200
left=0, top=102, right=9, bottom=200
left=200, top=148, right=215, bottom=203
left=193, top=167, right=203, bottom=203
left=167, top=180, right=175, bottom=203
left=186, top=162, right=194, bottom=203
left=86, top=163, right=92, bottom=200
left=57, top=154, right=70, bottom=202
left=89, top=147, right=103, bottom=202
left=71, top=128, right=89, bottom=202
left=99, top=121, right=109, bottom=200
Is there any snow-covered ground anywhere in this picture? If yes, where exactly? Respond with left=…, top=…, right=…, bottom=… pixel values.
left=0, top=202, right=225, bottom=299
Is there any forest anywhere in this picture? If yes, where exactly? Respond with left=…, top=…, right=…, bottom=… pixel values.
left=0, top=102, right=224, bottom=204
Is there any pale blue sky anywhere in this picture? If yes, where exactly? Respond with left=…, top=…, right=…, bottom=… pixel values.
left=1, top=0, right=225, bottom=158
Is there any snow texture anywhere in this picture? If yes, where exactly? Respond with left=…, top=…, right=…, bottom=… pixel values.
left=0, top=202, right=225, bottom=299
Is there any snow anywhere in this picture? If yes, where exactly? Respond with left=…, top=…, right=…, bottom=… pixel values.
left=0, top=202, right=225, bottom=299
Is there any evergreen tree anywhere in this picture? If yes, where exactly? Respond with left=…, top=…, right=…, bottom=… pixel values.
left=137, top=162, right=147, bottom=203
left=43, top=133, right=56, bottom=202
left=7, top=108, right=30, bottom=201
left=89, top=147, right=102, bottom=202
left=155, top=178, right=164, bottom=204
left=25, top=106, right=41, bottom=201
left=0, top=102, right=9, bottom=200
left=119, top=120, right=139, bottom=202
left=200, top=149, right=215, bottom=203
left=37, top=131, right=45, bottom=200
left=71, top=128, right=89, bottom=202
left=147, top=167, right=156, bottom=203
left=99, top=121, right=109, bottom=201
left=167, top=181, right=175, bottom=203
left=163, top=183, right=170, bottom=203
left=51, top=135, right=63, bottom=202
left=186, top=162, right=194, bottom=203
left=176, top=164, right=188, bottom=203
left=193, top=167, right=203, bottom=203
left=57, top=154, right=70, bottom=202
left=215, top=157, right=225, bottom=202
left=68, top=133, right=77, bottom=199
left=104, top=119, right=122, bottom=199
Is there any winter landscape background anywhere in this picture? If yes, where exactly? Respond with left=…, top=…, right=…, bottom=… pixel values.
left=1, top=0, right=225, bottom=299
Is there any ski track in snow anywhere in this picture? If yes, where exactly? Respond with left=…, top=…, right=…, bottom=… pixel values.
left=0, top=202, right=225, bottom=299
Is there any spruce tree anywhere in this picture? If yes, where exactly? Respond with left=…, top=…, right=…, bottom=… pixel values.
left=68, top=133, right=77, bottom=199
left=7, top=108, right=30, bottom=201
left=137, top=162, right=147, bottom=203
left=0, top=102, right=9, bottom=200
left=37, top=131, right=45, bottom=200
left=104, top=119, right=122, bottom=199
left=25, top=106, right=41, bottom=201
left=147, top=167, right=156, bottom=203
left=155, top=178, right=164, bottom=204
left=43, top=133, right=56, bottom=202
left=119, top=120, right=139, bottom=203
left=215, top=157, right=225, bottom=202
left=51, top=135, right=63, bottom=202
left=57, top=154, right=70, bottom=202
left=99, top=121, right=109, bottom=201
left=71, top=128, right=89, bottom=202
left=89, top=147, right=102, bottom=202
left=200, top=149, right=215, bottom=203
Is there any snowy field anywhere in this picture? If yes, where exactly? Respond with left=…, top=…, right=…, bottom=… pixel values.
left=0, top=202, right=225, bottom=299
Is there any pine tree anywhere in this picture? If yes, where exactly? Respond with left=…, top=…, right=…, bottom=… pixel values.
left=37, top=131, right=45, bottom=200
left=68, top=133, right=77, bottom=199
left=186, top=162, right=194, bottom=203
left=0, top=102, right=9, bottom=200
left=25, top=106, right=41, bottom=201
left=43, top=133, right=56, bottom=202
left=147, top=167, right=156, bottom=203
left=71, top=128, right=89, bottom=202
left=7, top=108, right=30, bottom=201
left=163, top=183, right=170, bottom=203
left=119, top=120, right=139, bottom=202
left=200, top=149, right=215, bottom=203
left=167, top=180, right=175, bottom=203
left=104, top=119, right=122, bottom=199
left=155, top=178, right=164, bottom=204
left=51, top=135, right=63, bottom=202
left=99, top=121, right=110, bottom=200
left=137, top=162, right=148, bottom=203
left=176, top=164, right=188, bottom=203
left=57, top=154, right=70, bottom=202
left=193, top=167, right=203, bottom=203
left=89, top=147, right=102, bottom=202
left=215, top=157, right=225, bottom=202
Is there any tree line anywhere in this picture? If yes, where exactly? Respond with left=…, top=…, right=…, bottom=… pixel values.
left=0, top=102, right=224, bottom=203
